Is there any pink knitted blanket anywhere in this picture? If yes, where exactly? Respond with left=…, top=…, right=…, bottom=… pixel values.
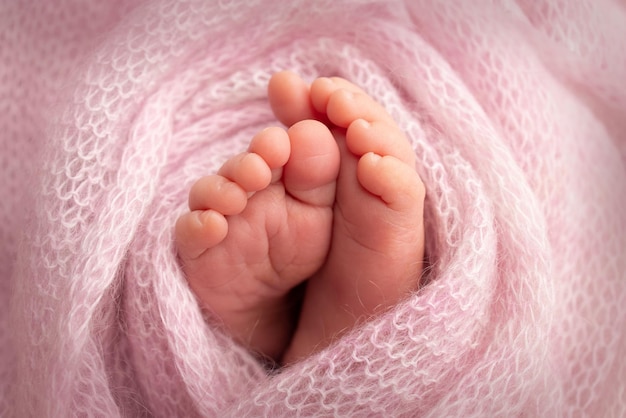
left=2, top=0, right=625, bottom=416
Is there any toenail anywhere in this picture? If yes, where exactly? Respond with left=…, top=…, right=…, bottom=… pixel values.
left=365, top=152, right=382, bottom=163
left=340, top=89, right=354, bottom=98
left=354, top=119, right=370, bottom=129
left=197, top=210, right=210, bottom=226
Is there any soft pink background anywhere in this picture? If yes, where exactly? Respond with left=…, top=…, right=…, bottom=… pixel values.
left=1, top=0, right=625, bottom=416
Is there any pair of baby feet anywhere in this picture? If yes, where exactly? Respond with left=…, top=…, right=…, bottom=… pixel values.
left=175, top=71, right=425, bottom=365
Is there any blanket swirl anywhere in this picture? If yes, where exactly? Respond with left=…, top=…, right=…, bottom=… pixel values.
left=1, top=0, right=625, bottom=416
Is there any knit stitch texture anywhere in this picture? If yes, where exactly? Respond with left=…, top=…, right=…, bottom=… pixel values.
left=1, top=0, right=625, bottom=416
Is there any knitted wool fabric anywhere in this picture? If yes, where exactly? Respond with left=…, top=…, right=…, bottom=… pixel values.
left=1, top=0, right=625, bottom=416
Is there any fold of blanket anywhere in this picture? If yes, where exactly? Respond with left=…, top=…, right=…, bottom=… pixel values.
left=1, top=0, right=625, bottom=416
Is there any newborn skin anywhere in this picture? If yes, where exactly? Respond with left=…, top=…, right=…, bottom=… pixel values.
left=175, top=71, right=425, bottom=364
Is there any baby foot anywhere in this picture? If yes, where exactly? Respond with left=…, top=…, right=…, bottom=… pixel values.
left=269, top=72, right=426, bottom=363
left=175, top=121, right=340, bottom=360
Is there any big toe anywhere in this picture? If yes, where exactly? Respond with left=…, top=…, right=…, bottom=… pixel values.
left=283, top=120, right=340, bottom=207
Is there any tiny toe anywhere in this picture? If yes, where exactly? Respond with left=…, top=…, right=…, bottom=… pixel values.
left=310, top=76, right=368, bottom=113
left=188, top=175, right=247, bottom=215
left=326, top=89, right=396, bottom=127
left=268, top=71, right=320, bottom=126
left=247, top=127, right=290, bottom=169
left=218, top=152, right=272, bottom=192
left=346, top=119, right=415, bottom=166
left=357, top=153, right=425, bottom=212
left=310, top=76, right=395, bottom=127
left=175, top=210, right=228, bottom=260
